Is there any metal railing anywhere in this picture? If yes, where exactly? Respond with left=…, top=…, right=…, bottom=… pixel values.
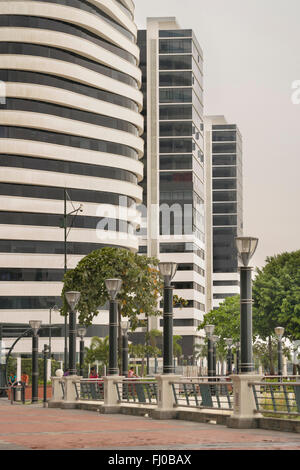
left=171, top=377, right=233, bottom=410
left=251, top=377, right=300, bottom=417
left=73, top=378, right=104, bottom=401
left=115, top=378, right=158, bottom=405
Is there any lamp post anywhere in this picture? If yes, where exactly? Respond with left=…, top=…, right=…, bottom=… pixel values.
left=63, top=189, right=83, bottom=370
left=235, top=236, right=258, bottom=374
left=29, top=320, right=41, bottom=403
left=158, top=262, right=177, bottom=374
left=225, top=338, right=233, bottom=375
left=65, top=291, right=81, bottom=376
left=49, top=304, right=59, bottom=359
left=236, top=341, right=240, bottom=374
left=211, top=335, right=219, bottom=377
left=105, top=279, right=122, bottom=375
left=77, top=326, right=87, bottom=377
left=120, top=320, right=129, bottom=377
left=43, top=344, right=49, bottom=408
left=275, top=327, right=284, bottom=376
left=204, top=325, right=215, bottom=377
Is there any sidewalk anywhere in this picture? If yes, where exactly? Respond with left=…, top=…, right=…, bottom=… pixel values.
left=1, top=398, right=300, bottom=450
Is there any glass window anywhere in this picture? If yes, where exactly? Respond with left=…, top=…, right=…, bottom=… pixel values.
left=159, top=105, right=192, bottom=120
left=0, top=268, right=64, bottom=282
left=160, top=121, right=192, bottom=137
left=212, top=131, right=236, bottom=142
left=160, top=138, right=193, bottom=154
left=160, top=154, right=192, bottom=170
left=159, top=30, right=193, bottom=38
left=0, top=240, right=127, bottom=254
left=159, top=88, right=192, bottom=103
left=213, top=215, right=237, bottom=226
left=159, top=55, right=192, bottom=70
left=159, top=71, right=192, bottom=87
left=213, top=179, right=237, bottom=190
left=213, top=167, right=237, bottom=178
left=159, top=39, right=192, bottom=54
left=212, top=155, right=237, bottom=166
left=212, top=142, right=237, bottom=153
left=213, top=191, right=237, bottom=202
left=213, top=203, right=237, bottom=214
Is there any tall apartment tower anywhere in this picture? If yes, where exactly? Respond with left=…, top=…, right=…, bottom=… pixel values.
left=137, top=18, right=206, bottom=358
left=204, top=116, right=243, bottom=309
left=0, top=0, right=143, bottom=354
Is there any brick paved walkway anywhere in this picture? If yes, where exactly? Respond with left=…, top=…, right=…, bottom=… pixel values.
left=1, top=398, right=300, bottom=450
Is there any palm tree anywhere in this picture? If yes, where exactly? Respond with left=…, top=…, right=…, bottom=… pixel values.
left=84, top=336, right=109, bottom=371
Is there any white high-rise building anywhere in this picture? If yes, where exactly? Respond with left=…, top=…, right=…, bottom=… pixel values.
left=137, top=18, right=207, bottom=359
left=0, top=0, right=143, bottom=356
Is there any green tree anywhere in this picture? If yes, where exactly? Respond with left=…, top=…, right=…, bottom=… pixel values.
left=253, top=250, right=300, bottom=341
left=84, top=336, right=109, bottom=368
left=61, top=247, right=163, bottom=329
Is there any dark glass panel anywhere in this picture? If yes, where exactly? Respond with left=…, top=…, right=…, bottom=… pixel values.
left=160, top=121, right=192, bottom=137
left=212, top=142, right=237, bottom=153
left=0, top=268, right=64, bottom=282
left=0, top=127, right=138, bottom=159
left=159, top=39, right=192, bottom=54
left=0, top=183, right=135, bottom=207
left=0, top=70, right=138, bottom=111
left=159, top=105, right=192, bottom=120
left=0, top=240, right=127, bottom=254
left=160, top=154, right=192, bottom=170
left=0, top=154, right=137, bottom=183
left=212, top=155, right=237, bottom=166
left=212, top=131, right=236, bottom=142
left=159, top=71, right=192, bottom=87
left=160, top=138, right=193, bottom=153
left=213, top=179, right=237, bottom=190
left=213, top=215, right=237, bottom=226
left=213, top=167, right=237, bottom=178
left=159, top=88, right=192, bottom=103
left=159, top=55, right=192, bottom=70
left=213, top=191, right=237, bottom=202
left=213, top=203, right=237, bottom=214
left=159, top=30, right=193, bottom=38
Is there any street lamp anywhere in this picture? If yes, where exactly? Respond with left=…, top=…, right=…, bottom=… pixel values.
left=204, top=325, right=215, bottom=377
left=211, top=335, right=219, bottom=377
left=236, top=341, right=240, bottom=374
left=235, top=236, right=258, bottom=374
left=225, top=338, right=233, bottom=375
left=274, top=327, right=284, bottom=376
left=77, top=326, right=87, bottom=377
left=105, top=279, right=122, bottom=375
left=43, top=344, right=49, bottom=408
left=158, top=262, right=177, bottom=374
left=120, top=319, right=130, bottom=377
left=65, top=291, right=81, bottom=376
left=49, top=304, right=59, bottom=358
left=29, top=320, right=42, bottom=403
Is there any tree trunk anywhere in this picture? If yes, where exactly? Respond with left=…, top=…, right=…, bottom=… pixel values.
left=269, top=336, right=275, bottom=375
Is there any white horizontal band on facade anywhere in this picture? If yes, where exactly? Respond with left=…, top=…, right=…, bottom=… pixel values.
left=0, top=2, right=139, bottom=59
left=0, top=168, right=143, bottom=202
left=0, top=253, right=84, bottom=269
left=0, top=282, right=63, bottom=297
left=0, top=225, right=139, bottom=249
left=0, top=29, right=141, bottom=85
left=0, top=111, right=144, bottom=156
left=0, top=57, right=143, bottom=110
left=91, top=0, right=137, bottom=36
left=5, top=83, right=144, bottom=133
left=0, top=196, right=142, bottom=225
left=1, top=139, right=144, bottom=180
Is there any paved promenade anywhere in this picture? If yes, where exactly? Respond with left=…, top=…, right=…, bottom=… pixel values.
left=0, top=398, right=300, bottom=451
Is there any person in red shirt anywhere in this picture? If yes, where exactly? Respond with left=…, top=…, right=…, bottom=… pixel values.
left=89, top=366, right=98, bottom=379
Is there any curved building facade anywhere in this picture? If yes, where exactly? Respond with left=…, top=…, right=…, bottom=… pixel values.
left=0, top=0, right=143, bottom=355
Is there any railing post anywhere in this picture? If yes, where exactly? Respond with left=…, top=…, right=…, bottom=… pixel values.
left=101, top=375, right=122, bottom=414
left=151, top=375, right=181, bottom=420
left=227, top=374, right=263, bottom=429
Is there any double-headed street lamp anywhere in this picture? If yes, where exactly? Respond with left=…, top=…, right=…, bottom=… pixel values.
left=65, top=291, right=81, bottom=376
left=275, top=327, right=284, bottom=376
left=235, top=236, right=258, bottom=374
left=29, top=320, right=42, bottom=403
left=121, top=319, right=130, bottom=377
left=158, top=262, right=177, bottom=374
left=204, top=324, right=215, bottom=377
left=105, top=279, right=122, bottom=376
left=225, top=338, right=233, bottom=374
left=77, top=326, right=87, bottom=377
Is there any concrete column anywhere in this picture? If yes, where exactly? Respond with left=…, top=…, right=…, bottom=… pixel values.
left=47, top=359, right=51, bottom=382
left=151, top=375, right=181, bottom=420
left=61, top=376, right=79, bottom=408
left=227, top=374, right=263, bottom=429
left=50, top=377, right=64, bottom=404
left=101, top=375, right=122, bottom=414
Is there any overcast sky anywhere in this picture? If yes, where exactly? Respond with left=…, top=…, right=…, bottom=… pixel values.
left=135, top=0, right=300, bottom=270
